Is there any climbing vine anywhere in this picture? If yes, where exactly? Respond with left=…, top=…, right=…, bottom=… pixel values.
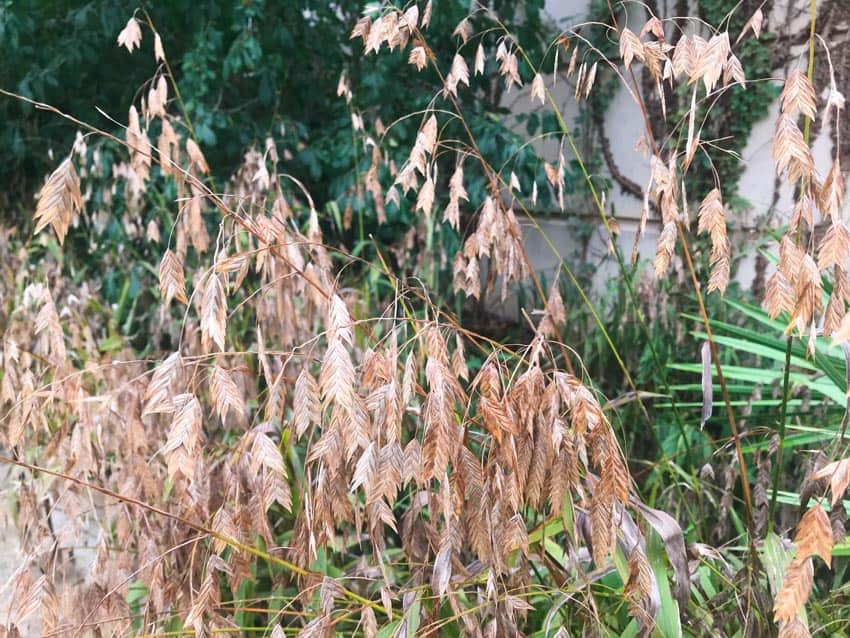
left=692, top=0, right=779, bottom=208
left=574, top=0, right=778, bottom=211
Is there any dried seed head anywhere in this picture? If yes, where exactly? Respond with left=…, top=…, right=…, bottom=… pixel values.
left=33, top=158, right=83, bottom=245
left=117, top=17, right=142, bottom=53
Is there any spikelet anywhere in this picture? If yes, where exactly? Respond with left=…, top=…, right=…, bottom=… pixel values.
left=444, top=161, right=467, bottom=229
left=817, top=221, right=850, bottom=271
left=781, top=70, right=817, bottom=120
left=671, top=35, right=695, bottom=79
left=200, top=274, right=227, bottom=353
left=445, top=53, right=470, bottom=97
left=619, top=28, right=644, bottom=68
left=421, top=0, right=432, bottom=28
left=401, top=5, right=419, bottom=32
left=408, top=46, right=427, bottom=71
left=737, top=8, right=764, bottom=43
left=153, top=32, right=165, bottom=61
left=251, top=430, right=292, bottom=511
left=147, top=75, right=168, bottom=119
left=693, top=32, right=730, bottom=93
left=624, top=546, right=655, bottom=629
left=778, top=618, right=811, bottom=638
left=707, top=254, right=730, bottom=294
left=794, top=503, right=834, bottom=567
left=117, top=17, right=142, bottom=53
left=773, top=504, right=834, bottom=627
left=496, top=42, right=522, bottom=90
left=653, top=222, right=677, bottom=277
left=185, top=557, right=223, bottom=631
left=127, top=106, right=152, bottom=181
left=416, top=175, right=435, bottom=217
left=474, top=43, right=485, bottom=75
left=293, top=367, right=321, bottom=439
left=697, top=189, right=726, bottom=256
left=774, top=556, right=813, bottom=624
left=349, top=16, right=371, bottom=42
left=452, top=17, right=471, bottom=43
left=819, top=160, right=846, bottom=218
left=143, top=351, right=183, bottom=416
left=697, top=189, right=730, bottom=294
left=34, top=289, right=66, bottom=364
left=186, top=138, right=210, bottom=174
left=824, top=266, right=849, bottom=336
left=157, top=119, right=180, bottom=176
left=210, top=363, right=246, bottom=425
left=531, top=73, right=545, bottom=105
left=33, top=158, right=83, bottom=244
left=158, top=249, right=188, bottom=306
left=162, top=393, right=203, bottom=480
left=811, top=458, right=850, bottom=506
left=774, top=115, right=815, bottom=183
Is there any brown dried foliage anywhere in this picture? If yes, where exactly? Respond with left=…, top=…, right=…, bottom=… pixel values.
left=22, top=2, right=848, bottom=635
left=8, top=120, right=653, bottom=634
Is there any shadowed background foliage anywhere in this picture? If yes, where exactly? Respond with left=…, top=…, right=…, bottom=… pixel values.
left=0, top=0, right=551, bottom=225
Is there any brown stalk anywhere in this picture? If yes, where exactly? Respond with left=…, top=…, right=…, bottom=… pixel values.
left=601, top=1, right=758, bottom=548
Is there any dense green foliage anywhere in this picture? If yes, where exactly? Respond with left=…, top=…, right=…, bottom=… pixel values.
left=1, top=0, right=552, bottom=225
left=2, top=0, right=559, bottom=344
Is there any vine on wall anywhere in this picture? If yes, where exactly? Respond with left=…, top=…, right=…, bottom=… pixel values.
left=694, top=0, right=778, bottom=209
left=576, top=0, right=778, bottom=212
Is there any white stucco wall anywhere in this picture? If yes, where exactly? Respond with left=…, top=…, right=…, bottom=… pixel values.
left=501, top=0, right=847, bottom=307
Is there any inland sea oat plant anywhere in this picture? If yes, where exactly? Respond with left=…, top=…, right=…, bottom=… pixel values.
left=1, top=1, right=849, bottom=637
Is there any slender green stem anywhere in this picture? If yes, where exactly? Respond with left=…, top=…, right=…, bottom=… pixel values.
left=557, top=118, right=691, bottom=452
left=140, top=7, right=199, bottom=146
left=504, top=29, right=691, bottom=457
left=769, top=0, right=818, bottom=531
left=768, top=339, right=793, bottom=532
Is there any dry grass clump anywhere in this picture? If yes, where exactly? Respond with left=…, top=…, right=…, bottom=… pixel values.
left=1, top=1, right=848, bottom=637
left=0, top=6, right=671, bottom=636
